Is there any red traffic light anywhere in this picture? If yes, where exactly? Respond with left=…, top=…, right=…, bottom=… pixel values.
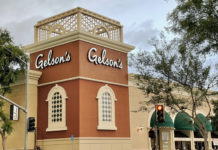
left=156, top=104, right=165, bottom=123
left=157, top=105, right=163, bottom=111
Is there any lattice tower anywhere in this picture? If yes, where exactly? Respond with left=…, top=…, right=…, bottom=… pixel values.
left=34, top=7, right=123, bottom=43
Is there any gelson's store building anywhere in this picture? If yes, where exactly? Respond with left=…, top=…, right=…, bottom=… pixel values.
left=7, top=7, right=134, bottom=150
left=2, top=7, right=217, bottom=150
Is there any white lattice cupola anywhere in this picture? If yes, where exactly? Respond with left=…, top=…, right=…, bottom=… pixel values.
left=34, top=7, right=123, bottom=43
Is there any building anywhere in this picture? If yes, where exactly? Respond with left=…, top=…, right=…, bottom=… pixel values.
left=2, top=7, right=134, bottom=150
left=129, top=75, right=218, bottom=150
left=1, top=7, right=217, bottom=150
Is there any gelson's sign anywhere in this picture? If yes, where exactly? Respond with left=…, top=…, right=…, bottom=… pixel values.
left=35, top=48, right=123, bottom=70
left=35, top=50, right=71, bottom=69
left=88, top=48, right=123, bottom=69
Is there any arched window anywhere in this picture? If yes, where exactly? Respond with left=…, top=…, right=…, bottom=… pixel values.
left=46, top=84, right=67, bottom=131
left=97, top=84, right=117, bottom=130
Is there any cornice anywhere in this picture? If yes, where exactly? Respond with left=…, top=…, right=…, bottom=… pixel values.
left=38, top=76, right=128, bottom=87
left=29, top=70, right=42, bottom=81
left=23, top=30, right=135, bottom=54
left=11, top=70, right=42, bottom=86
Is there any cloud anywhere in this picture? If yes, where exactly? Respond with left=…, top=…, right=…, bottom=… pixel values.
left=0, top=0, right=82, bottom=45
left=0, top=0, right=40, bottom=24
left=0, top=0, right=160, bottom=47
left=124, top=20, right=159, bottom=50
left=3, top=16, right=43, bottom=46
left=0, top=0, right=80, bottom=25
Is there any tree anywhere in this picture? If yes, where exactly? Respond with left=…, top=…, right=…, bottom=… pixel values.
left=168, top=0, right=218, bottom=54
left=129, top=34, right=218, bottom=150
left=0, top=28, right=28, bottom=150
left=211, top=100, right=218, bottom=133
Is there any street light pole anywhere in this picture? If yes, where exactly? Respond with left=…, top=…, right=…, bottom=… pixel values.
left=24, top=62, right=29, bottom=150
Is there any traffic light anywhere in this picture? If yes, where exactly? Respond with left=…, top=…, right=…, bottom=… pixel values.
left=156, top=104, right=165, bottom=123
left=28, top=117, right=35, bottom=132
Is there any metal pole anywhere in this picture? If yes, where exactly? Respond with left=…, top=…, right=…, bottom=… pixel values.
left=34, top=128, right=37, bottom=150
left=0, top=95, right=26, bottom=112
left=24, top=62, right=29, bottom=150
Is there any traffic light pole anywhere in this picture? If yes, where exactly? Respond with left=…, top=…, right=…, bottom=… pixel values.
left=155, top=104, right=165, bottom=150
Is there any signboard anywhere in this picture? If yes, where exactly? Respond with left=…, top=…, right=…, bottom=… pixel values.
left=35, top=49, right=71, bottom=69
left=88, top=48, right=123, bottom=69
left=10, top=105, right=19, bottom=120
left=35, top=48, right=123, bottom=70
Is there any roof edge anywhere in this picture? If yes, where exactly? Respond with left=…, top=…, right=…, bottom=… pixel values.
left=23, top=30, right=135, bottom=54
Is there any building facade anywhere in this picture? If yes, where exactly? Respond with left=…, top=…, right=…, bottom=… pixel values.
left=26, top=7, right=134, bottom=150
left=129, top=75, right=217, bottom=150
left=1, top=7, right=217, bottom=150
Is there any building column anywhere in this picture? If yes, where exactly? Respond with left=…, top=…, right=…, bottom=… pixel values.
left=190, top=130, right=195, bottom=150
left=208, top=132, right=213, bottom=150
left=28, top=70, right=42, bottom=149
left=170, top=128, right=175, bottom=150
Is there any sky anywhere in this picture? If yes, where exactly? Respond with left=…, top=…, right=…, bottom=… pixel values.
left=0, top=0, right=177, bottom=50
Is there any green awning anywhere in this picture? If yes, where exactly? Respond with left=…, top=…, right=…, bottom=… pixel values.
left=150, top=111, right=174, bottom=128
left=195, top=113, right=212, bottom=132
left=174, top=112, right=195, bottom=131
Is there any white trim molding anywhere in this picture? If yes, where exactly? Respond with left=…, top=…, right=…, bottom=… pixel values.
left=97, top=84, right=117, bottom=130
left=23, top=30, right=135, bottom=54
left=46, top=84, right=68, bottom=132
left=38, top=76, right=128, bottom=87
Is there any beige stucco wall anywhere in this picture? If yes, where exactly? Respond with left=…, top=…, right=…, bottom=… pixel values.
left=0, top=70, right=41, bottom=150
left=129, top=75, right=151, bottom=150
left=3, top=84, right=26, bottom=150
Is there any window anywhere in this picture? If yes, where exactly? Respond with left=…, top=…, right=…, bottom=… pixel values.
left=46, top=84, right=67, bottom=132
left=97, top=84, right=117, bottom=130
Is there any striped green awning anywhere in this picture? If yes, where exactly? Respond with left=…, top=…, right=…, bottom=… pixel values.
left=174, top=112, right=195, bottom=131
left=195, top=113, right=212, bottom=132
left=150, top=111, right=174, bottom=128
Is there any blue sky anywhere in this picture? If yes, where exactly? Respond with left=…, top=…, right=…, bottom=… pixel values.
left=0, top=0, right=177, bottom=49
